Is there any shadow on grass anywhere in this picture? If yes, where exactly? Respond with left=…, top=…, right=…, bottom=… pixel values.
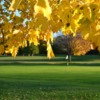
left=0, top=55, right=100, bottom=62
left=72, top=55, right=100, bottom=61
left=0, top=61, right=100, bottom=67
left=0, top=55, right=100, bottom=66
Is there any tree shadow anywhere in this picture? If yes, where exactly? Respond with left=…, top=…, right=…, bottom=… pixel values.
left=0, top=55, right=100, bottom=67
left=72, top=55, right=100, bottom=61
left=0, top=61, right=100, bottom=67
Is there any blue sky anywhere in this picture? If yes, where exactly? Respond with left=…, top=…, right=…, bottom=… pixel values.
left=53, top=30, right=63, bottom=38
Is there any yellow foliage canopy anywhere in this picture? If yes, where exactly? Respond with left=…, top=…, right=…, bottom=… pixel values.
left=34, top=0, right=52, bottom=20
left=0, top=0, right=99, bottom=58
left=9, top=0, right=22, bottom=11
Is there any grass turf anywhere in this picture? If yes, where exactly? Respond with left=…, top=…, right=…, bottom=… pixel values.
left=0, top=55, right=100, bottom=100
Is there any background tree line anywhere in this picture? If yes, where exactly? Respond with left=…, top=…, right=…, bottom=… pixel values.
left=17, top=33, right=99, bottom=56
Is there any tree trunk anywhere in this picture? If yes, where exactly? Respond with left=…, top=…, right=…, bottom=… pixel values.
left=68, top=54, right=71, bottom=62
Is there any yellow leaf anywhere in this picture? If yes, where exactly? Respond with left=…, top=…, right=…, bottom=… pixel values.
left=90, top=44, right=94, bottom=50
left=83, top=0, right=94, bottom=3
left=28, top=29, right=39, bottom=46
left=34, top=14, right=49, bottom=31
left=21, top=40, right=27, bottom=47
left=34, top=0, right=52, bottom=20
left=2, top=23, right=13, bottom=32
left=61, top=25, right=71, bottom=35
left=83, top=6, right=92, bottom=20
left=96, top=22, right=100, bottom=31
left=6, top=46, right=18, bottom=57
left=13, top=29, right=22, bottom=35
left=46, top=29, right=53, bottom=42
left=70, top=19, right=78, bottom=33
left=80, top=20, right=91, bottom=40
left=9, top=0, right=22, bottom=11
left=47, top=41, right=55, bottom=59
left=0, top=45, right=4, bottom=54
left=11, top=46, right=18, bottom=57
left=91, top=0, right=100, bottom=4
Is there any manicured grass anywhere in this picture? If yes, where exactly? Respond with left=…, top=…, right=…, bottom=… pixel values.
left=0, top=55, right=100, bottom=100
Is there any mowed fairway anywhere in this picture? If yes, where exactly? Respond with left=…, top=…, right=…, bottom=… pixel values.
left=0, top=55, right=100, bottom=100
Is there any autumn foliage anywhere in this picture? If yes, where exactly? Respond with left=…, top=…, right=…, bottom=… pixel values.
left=53, top=34, right=92, bottom=55
left=0, top=0, right=100, bottom=58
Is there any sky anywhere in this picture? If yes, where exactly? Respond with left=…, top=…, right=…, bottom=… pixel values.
left=53, top=30, right=63, bottom=38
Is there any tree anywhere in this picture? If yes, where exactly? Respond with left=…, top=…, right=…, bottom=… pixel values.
left=53, top=33, right=92, bottom=61
left=0, top=0, right=100, bottom=58
left=53, top=34, right=73, bottom=62
left=39, top=40, right=47, bottom=54
left=18, top=42, right=39, bottom=56
left=71, top=33, right=92, bottom=56
left=53, top=36, right=67, bottom=54
left=0, top=0, right=27, bottom=57
left=29, top=43, right=39, bottom=56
